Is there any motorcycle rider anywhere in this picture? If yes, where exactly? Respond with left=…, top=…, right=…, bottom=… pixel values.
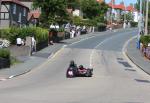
left=69, top=60, right=77, bottom=69
left=78, top=65, right=85, bottom=70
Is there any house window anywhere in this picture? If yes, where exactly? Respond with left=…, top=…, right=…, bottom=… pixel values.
left=18, top=13, right=22, bottom=23
left=5, top=13, right=9, bottom=19
left=23, top=8, right=26, bottom=16
left=13, top=4, right=16, bottom=14
left=0, top=13, right=5, bottom=19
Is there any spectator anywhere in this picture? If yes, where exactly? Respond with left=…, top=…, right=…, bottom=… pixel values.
left=71, top=29, right=75, bottom=38
left=21, top=39, right=25, bottom=46
left=16, top=37, right=22, bottom=46
left=50, top=23, right=55, bottom=29
left=31, top=36, right=36, bottom=52
left=55, top=24, right=59, bottom=30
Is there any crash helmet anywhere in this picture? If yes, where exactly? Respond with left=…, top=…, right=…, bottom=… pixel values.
left=79, top=65, right=83, bottom=68
left=70, top=60, right=75, bottom=65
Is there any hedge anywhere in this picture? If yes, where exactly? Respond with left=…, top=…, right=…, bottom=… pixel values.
left=0, top=49, right=10, bottom=59
left=130, top=21, right=138, bottom=27
left=0, top=27, right=49, bottom=44
left=140, top=35, right=150, bottom=47
left=97, top=23, right=106, bottom=32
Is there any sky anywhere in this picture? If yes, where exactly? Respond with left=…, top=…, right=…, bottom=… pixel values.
left=105, top=0, right=137, bottom=6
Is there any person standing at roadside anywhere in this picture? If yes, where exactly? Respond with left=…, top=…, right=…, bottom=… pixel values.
left=16, top=37, right=22, bottom=46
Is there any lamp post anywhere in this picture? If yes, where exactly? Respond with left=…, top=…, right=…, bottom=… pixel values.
left=123, top=0, right=126, bottom=29
left=0, top=0, right=2, bottom=28
left=137, top=0, right=143, bottom=49
left=111, top=0, right=114, bottom=30
left=145, top=0, right=149, bottom=35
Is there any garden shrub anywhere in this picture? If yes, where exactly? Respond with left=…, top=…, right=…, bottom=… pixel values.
left=130, top=21, right=138, bottom=27
left=140, top=35, right=150, bottom=47
left=0, top=49, right=10, bottom=59
left=97, top=23, right=106, bottom=31
left=0, top=27, right=49, bottom=45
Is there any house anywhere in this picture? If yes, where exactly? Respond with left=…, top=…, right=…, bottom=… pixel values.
left=19, top=0, right=41, bottom=26
left=106, top=0, right=137, bottom=25
left=0, top=0, right=29, bottom=29
left=28, top=10, right=40, bottom=26
left=19, top=0, right=33, bottom=10
left=107, top=1, right=125, bottom=23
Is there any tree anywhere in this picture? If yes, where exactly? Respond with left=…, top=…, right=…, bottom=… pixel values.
left=126, top=12, right=134, bottom=22
left=80, top=0, right=101, bottom=19
left=67, top=0, right=80, bottom=10
left=33, top=0, right=69, bottom=27
left=80, top=0, right=108, bottom=21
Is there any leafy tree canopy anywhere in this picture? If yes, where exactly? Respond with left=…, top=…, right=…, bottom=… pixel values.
left=80, top=0, right=108, bottom=21
left=33, top=0, right=69, bottom=27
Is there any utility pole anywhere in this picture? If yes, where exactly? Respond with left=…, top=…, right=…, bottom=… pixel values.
left=111, top=0, right=114, bottom=30
left=0, top=0, right=2, bottom=28
left=137, top=0, right=143, bottom=49
left=123, top=0, right=126, bottom=29
left=145, top=0, right=149, bottom=35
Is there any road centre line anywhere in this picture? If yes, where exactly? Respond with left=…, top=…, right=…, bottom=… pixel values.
left=89, top=35, right=117, bottom=67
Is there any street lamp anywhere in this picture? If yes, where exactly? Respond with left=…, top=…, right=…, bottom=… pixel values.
left=0, top=0, right=2, bottom=28
left=123, top=0, right=126, bottom=29
left=111, top=0, right=114, bottom=30
left=145, top=0, right=149, bottom=35
left=137, top=0, right=143, bottom=49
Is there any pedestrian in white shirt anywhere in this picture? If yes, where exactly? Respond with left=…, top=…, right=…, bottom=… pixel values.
left=16, top=37, right=22, bottom=46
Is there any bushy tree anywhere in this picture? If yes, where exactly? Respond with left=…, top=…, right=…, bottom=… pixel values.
left=80, top=0, right=101, bottom=19
left=80, top=0, right=108, bottom=23
left=33, top=0, right=70, bottom=27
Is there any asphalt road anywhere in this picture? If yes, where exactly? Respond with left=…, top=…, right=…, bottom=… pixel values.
left=0, top=29, right=150, bottom=103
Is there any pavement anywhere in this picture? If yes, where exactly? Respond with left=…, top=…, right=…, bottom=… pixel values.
left=0, top=29, right=150, bottom=81
left=126, top=37, right=150, bottom=75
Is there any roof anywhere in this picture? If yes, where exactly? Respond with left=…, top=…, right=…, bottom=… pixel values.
left=28, top=10, right=41, bottom=20
left=2, top=0, right=29, bottom=9
left=96, top=0, right=104, bottom=3
left=126, top=5, right=134, bottom=12
left=108, top=3, right=125, bottom=10
left=107, top=0, right=135, bottom=11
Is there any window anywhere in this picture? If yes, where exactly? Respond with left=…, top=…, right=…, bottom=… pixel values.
left=5, top=13, right=9, bottom=19
left=13, top=4, right=16, bottom=14
left=18, top=13, right=21, bottom=23
left=0, top=12, right=9, bottom=20
left=0, top=13, right=5, bottom=19
left=23, top=8, right=26, bottom=16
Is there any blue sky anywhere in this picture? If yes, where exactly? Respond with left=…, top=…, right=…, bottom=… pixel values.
left=105, top=0, right=137, bottom=6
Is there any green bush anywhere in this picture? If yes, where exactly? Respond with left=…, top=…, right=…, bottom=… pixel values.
left=72, top=16, right=97, bottom=26
left=0, top=49, right=10, bottom=59
left=58, top=27, right=65, bottom=32
left=0, top=27, right=49, bottom=44
left=97, top=23, right=106, bottom=31
left=35, top=27, right=48, bottom=43
left=130, top=21, right=138, bottom=27
left=140, top=35, right=150, bottom=47
left=0, top=28, right=10, bottom=40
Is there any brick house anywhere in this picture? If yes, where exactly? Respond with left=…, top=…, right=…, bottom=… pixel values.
left=0, top=0, right=29, bottom=29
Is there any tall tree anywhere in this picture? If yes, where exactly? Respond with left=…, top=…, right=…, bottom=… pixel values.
left=80, top=0, right=101, bottom=19
left=80, top=0, right=108, bottom=20
left=33, top=0, right=69, bottom=27
left=67, top=0, right=80, bottom=10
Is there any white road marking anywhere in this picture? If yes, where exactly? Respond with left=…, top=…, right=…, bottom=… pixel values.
left=90, top=35, right=116, bottom=67
left=69, top=35, right=96, bottom=46
left=9, top=75, right=15, bottom=79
